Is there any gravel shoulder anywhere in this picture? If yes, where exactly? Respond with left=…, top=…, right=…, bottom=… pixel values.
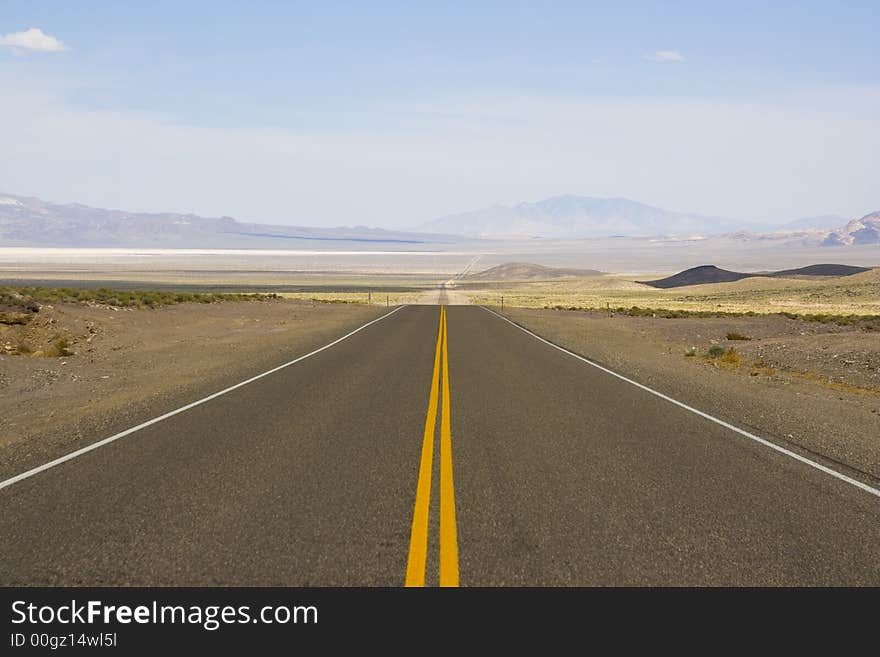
left=499, top=307, right=880, bottom=481
left=0, top=299, right=384, bottom=480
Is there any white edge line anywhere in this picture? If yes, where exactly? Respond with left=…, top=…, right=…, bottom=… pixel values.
left=481, top=306, right=880, bottom=500
left=0, top=305, right=407, bottom=492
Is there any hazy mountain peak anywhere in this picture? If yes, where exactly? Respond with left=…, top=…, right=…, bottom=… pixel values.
left=421, top=195, right=739, bottom=238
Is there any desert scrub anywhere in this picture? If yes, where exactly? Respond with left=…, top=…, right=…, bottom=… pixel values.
left=750, top=359, right=775, bottom=377
left=790, top=372, right=880, bottom=397
left=0, top=289, right=41, bottom=312
left=726, top=332, right=751, bottom=341
left=43, top=338, right=73, bottom=358
left=720, top=348, right=742, bottom=366
left=7, top=337, right=73, bottom=358
left=684, top=347, right=697, bottom=357
left=13, top=339, right=33, bottom=355
left=0, top=312, right=33, bottom=325
left=704, top=345, right=741, bottom=366
left=0, top=287, right=279, bottom=309
left=309, top=297, right=365, bottom=304
left=543, top=303, right=880, bottom=328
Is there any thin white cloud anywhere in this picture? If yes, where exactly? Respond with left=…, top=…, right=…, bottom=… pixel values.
left=0, top=28, right=67, bottom=53
left=648, top=50, right=684, bottom=63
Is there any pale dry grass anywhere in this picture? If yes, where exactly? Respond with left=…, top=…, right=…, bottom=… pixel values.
left=275, top=291, right=424, bottom=305
left=466, top=269, right=880, bottom=315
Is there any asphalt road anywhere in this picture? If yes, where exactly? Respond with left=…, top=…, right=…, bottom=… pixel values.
left=1, top=305, right=878, bottom=585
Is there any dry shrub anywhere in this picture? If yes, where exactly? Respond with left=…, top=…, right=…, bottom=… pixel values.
left=721, top=348, right=742, bottom=367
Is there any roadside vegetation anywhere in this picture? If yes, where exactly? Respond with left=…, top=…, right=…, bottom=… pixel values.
left=1, top=287, right=281, bottom=358
left=276, top=291, right=424, bottom=305
left=539, top=304, right=880, bottom=329
left=1, top=286, right=279, bottom=310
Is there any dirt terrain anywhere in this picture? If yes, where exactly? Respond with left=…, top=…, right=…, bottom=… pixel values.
left=500, top=307, right=880, bottom=481
left=0, top=298, right=382, bottom=478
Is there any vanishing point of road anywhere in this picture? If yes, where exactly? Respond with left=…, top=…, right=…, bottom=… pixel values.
left=1, top=304, right=878, bottom=585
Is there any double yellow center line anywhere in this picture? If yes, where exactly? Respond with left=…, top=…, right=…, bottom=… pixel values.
left=405, top=306, right=459, bottom=587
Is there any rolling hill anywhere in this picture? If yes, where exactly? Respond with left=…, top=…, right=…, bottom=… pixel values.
left=642, top=264, right=872, bottom=289
left=769, top=264, right=871, bottom=278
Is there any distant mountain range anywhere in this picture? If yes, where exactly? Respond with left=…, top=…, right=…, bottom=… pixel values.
left=1, top=191, right=878, bottom=248
left=0, top=193, right=447, bottom=248
left=421, top=195, right=742, bottom=238
left=422, top=195, right=880, bottom=244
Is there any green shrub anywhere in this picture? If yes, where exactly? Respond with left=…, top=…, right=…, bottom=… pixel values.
left=707, top=345, right=725, bottom=358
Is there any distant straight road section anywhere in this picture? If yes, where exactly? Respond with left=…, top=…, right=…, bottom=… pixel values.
left=1, top=306, right=878, bottom=585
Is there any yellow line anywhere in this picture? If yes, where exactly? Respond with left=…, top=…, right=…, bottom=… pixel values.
left=439, top=307, right=459, bottom=586
left=404, top=306, right=444, bottom=587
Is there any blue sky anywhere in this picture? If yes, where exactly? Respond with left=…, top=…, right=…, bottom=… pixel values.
left=1, top=1, right=878, bottom=227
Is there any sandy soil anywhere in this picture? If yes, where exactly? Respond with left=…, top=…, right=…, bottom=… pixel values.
left=500, top=307, right=880, bottom=481
left=0, top=299, right=383, bottom=479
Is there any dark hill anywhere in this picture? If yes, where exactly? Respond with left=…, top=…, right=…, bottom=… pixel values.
left=641, top=265, right=749, bottom=288
left=641, top=264, right=871, bottom=289
left=768, top=264, right=870, bottom=278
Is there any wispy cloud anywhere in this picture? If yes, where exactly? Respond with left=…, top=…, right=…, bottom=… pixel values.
left=0, top=28, right=67, bottom=53
left=647, top=50, right=684, bottom=63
